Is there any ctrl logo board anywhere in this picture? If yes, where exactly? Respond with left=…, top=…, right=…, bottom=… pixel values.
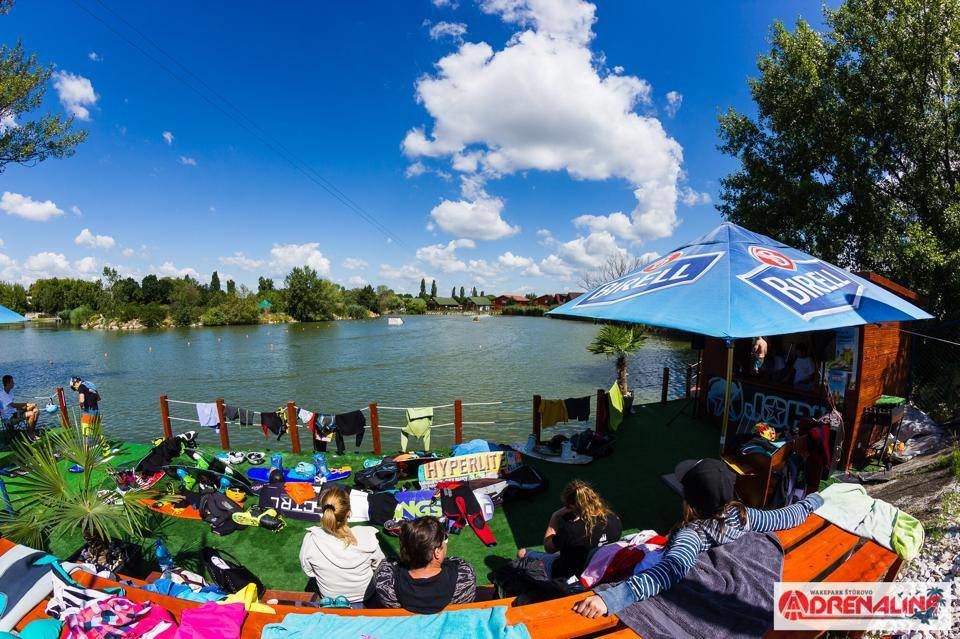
left=774, top=582, right=954, bottom=631
left=738, top=246, right=864, bottom=320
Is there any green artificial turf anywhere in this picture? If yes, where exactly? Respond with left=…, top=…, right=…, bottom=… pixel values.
left=4, top=399, right=720, bottom=590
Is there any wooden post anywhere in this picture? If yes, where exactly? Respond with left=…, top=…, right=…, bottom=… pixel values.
left=369, top=403, right=381, bottom=455
left=215, top=398, right=230, bottom=450
left=286, top=402, right=300, bottom=454
left=685, top=364, right=693, bottom=399
left=56, top=386, right=70, bottom=429
left=454, top=399, right=463, bottom=445
left=596, top=388, right=608, bottom=435
left=661, top=367, right=670, bottom=403
left=159, top=394, right=173, bottom=438
left=532, top=395, right=542, bottom=444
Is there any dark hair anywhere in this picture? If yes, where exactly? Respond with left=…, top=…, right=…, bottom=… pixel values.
left=1, top=375, right=11, bottom=386
left=796, top=343, right=808, bottom=355
left=399, top=516, right=446, bottom=569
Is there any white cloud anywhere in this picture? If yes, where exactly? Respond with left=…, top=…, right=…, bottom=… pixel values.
left=24, top=252, right=71, bottom=274
left=379, top=263, right=435, bottom=289
left=71, top=205, right=82, bottom=216
left=342, top=257, right=368, bottom=270
left=429, top=179, right=520, bottom=240
left=179, top=156, right=197, bottom=166
left=0, top=112, right=16, bottom=133
left=0, top=252, right=102, bottom=283
left=74, top=256, right=99, bottom=274
left=269, top=242, right=331, bottom=275
left=405, top=161, right=428, bottom=178
left=52, top=71, right=98, bottom=120
left=74, top=228, right=115, bottom=250
left=432, top=0, right=459, bottom=7
left=539, top=254, right=575, bottom=279
left=1, top=191, right=64, bottom=222
left=467, top=258, right=500, bottom=281
left=429, top=21, right=467, bottom=41
left=220, top=252, right=265, bottom=271
left=0, top=238, right=4, bottom=247
left=88, top=51, right=102, bottom=62
left=415, top=238, right=475, bottom=272
left=162, top=131, right=174, bottom=145
left=498, top=251, right=544, bottom=277
left=664, top=90, right=682, bottom=117
left=557, top=230, right=626, bottom=269
left=122, top=248, right=134, bottom=257
left=155, top=261, right=201, bottom=279
left=347, top=275, right=367, bottom=287
left=679, top=186, right=712, bottom=206
left=404, top=0, right=683, bottom=243
left=638, top=250, right=660, bottom=266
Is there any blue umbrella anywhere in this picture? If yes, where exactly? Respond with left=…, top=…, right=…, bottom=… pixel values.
left=548, top=222, right=933, bottom=446
left=0, top=304, right=26, bottom=324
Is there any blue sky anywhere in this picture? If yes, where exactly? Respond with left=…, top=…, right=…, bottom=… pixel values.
left=0, top=0, right=831, bottom=295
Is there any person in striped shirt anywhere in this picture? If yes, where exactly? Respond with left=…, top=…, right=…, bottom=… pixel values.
left=573, top=457, right=823, bottom=618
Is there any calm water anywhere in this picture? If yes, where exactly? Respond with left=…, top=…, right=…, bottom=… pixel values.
left=0, top=316, right=696, bottom=449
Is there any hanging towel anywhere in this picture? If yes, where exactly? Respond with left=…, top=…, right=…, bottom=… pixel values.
left=334, top=411, right=365, bottom=453
left=196, top=403, right=219, bottom=428
left=402, top=407, right=434, bottom=452
left=260, top=411, right=287, bottom=440
left=223, top=405, right=239, bottom=422
left=237, top=408, right=255, bottom=426
left=814, top=482, right=924, bottom=559
left=563, top=396, right=591, bottom=422
left=297, top=408, right=315, bottom=427
left=538, top=400, right=568, bottom=428
left=607, top=382, right=624, bottom=431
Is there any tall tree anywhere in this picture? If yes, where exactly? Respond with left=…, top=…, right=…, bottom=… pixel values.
left=225, top=279, right=236, bottom=295
left=451, top=286, right=456, bottom=298
left=471, top=286, right=478, bottom=297
left=430, top=279, right=437, bottom=298
left=209, top=271, right=221, bottom=294
left=459, top=286, right=465, bottom=299
left=257, top=277, right=274, bottom=293
left=718, top=0, right=960, bottom=319
left=285, top=266, right=341, bottom=322
left=0, top=0, right=87, bottom=173
left=419, top=278, right=427, bottom=298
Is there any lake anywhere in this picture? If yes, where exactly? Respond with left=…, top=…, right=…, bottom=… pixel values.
left=0, top=316, right=697, bottom=449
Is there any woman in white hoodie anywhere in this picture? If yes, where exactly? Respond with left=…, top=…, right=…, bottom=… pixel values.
left=299, top=484, right=385, bottom=604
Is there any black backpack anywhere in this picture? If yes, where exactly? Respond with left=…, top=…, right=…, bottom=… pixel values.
left=502, top=465, right=548, bottom=501
left=200, top=547, right=264, bottom=597
left=354, top=461, right=399, bottom=492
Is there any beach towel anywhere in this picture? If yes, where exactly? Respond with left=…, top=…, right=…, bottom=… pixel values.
left=175, top=602, right=245, bottom=639
left=0, top=546, right=58, bottom=632
left=564, top=396, right=591, bottom=422
left=260, top=607, right=531, bottom=639
left=63, top=596, right=150, bottom=639
left=539, top=399, right=568, bottom=427
left=579, top=530, right=667, bottom=588
left=613, top=531, right=783, bottom=639
left=402, top=407, right=433, bottom=451
left=297, top=408, right=314, bottom=426
left=814, top=482, right=924, bottom=559
left=195, top=403, right=219, bottom=429
left=607, top=383, right=624, bottom=431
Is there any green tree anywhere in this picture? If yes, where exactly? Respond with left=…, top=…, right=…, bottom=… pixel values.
left=471, top=286, right=478, bottom=297
left=430, top=279, right=437, bottom=298
left=209, top=271, right=221, bottom=294
left=225, top=279, right=236, bottom=295
left=285, top=266, right=341, bottom=321
left=459, top=286, right=465, bottom=299
left=169, top=277, right=202, bottom=326
left=0, top=1, right=87, bottom=174
left=718, top=0, right=960, bottom=319
left=419, top=278, right=427, bottom=299
left=405, top=298, right=427, bottom=314
left=587, top=324, right=647, bottom=396
left=140, top=274, right=172, bottom=304
left=257, top=277, right=274, bottom=293
left=0, top=281, right=27, bottom=313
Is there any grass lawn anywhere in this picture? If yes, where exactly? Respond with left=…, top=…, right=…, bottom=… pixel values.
left=3, top=399, right=720, bottom=590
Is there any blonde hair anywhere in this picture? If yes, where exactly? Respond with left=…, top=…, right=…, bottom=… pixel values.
left=318, top=485, right=356, bottom=546
left=562, top=480, right=611, bottom=538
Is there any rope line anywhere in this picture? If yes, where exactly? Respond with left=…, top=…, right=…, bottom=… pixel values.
left=168, top=416, right=201, bottom=424
left=166, top=399, right=200, bottom=406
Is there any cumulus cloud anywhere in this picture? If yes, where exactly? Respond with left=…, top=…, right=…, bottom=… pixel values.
left=52, top=71, right=98, bottom=120
left=220, top=252, right=265, bottom=271
left=155, top=261, right=201, bottom=279
left=497, top=251, right=542, bottom=277
left=269, top=242, right=331, bottom=275
left=162, top=131, right=174, bottom=145
left=557, top=230, right=626, bottom=269
left=679, top=186, right=711, bottom=206
left=405, top=161, right=428, bottom=178
left=429, top=21, right=468, bottom=41
left=88, top=51, right=102, bottom=62
left=179, top=156, right=197, bottom=166
left=539, top=254, right=576, bottom=279
left=71, top=205, right=82, bottom=216
left=347, top=275, right=367, bottom=287
left=415, top=238, right=475, bottom=272
left=432, top=0, right=459, bottom=7
left=74, top=256, right=99, bottom=275
left=404, top=0, right=683, bottom=243
left=342, top=257, right=368, bottom=270
left=664, top=90, right=682, bottom=117
left=0, top=251, right=103, bottom=284
left=429, top=179, right=519, bottom=240
left=74, top=228, right=115, bottom=250
left=1, top=191, right=64, bottom=222
left=379, top=263, right=436, bottom=289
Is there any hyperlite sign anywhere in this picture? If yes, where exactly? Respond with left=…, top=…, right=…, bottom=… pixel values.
left=573, top=250, right=724, bottom=307
left=738, top=246, right=863, bottom=320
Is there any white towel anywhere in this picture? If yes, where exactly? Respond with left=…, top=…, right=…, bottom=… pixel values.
left=196, top=403, right=219, bottom=428
left=298, top=408, right=315, bottom=424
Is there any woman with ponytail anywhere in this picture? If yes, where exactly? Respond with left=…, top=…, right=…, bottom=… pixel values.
left=518, top=479, right=622, bottom=580
left=299, top=484, right=384, bottom=604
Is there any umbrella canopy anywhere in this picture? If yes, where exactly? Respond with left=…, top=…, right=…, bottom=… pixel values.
left=548, top=222, right=932, bottom=337
left=0, top=304, right=26, bottom=324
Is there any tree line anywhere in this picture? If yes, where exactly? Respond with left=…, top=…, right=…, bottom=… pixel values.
left=0, top=266, right=435, bottom=327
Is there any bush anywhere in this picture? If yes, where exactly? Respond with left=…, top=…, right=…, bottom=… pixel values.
left=68, top=305, right=95, bottom=326
left=170, top=304, right=198, bottom=327
left=201, top=296, right=260, bottom=326
left=200, top=306, right=228, bottom=326
left=139, top=303, right=168, bottom=328
left=501, top=304, right=548, bottom=317
left=117, top=303, right=142, bottom=322
left=345, top=304, right=368, bottom=320
left=404, top=298, right=427, bottom=315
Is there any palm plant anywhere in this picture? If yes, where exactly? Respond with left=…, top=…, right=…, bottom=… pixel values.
left=0, top=422, right=155, bottom=562
left=587, top=323, right=646, bottom=396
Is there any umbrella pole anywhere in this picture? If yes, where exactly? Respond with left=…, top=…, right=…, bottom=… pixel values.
left=720, top=339, right=734, bottom=454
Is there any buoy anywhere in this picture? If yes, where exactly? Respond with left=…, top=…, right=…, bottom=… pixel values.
left=187, top=341, right=191, bottom=347
left=104, top=352, right=108, bottom=358
left=218, top=337, right=221, bottom=342
left=148, top=347, right=152, bottom=352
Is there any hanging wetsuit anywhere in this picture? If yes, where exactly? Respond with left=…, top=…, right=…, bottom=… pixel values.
left=334, top=410, right=365, bottom=453
left=261, top=410, right=287, bottom=440
left=439, top=481, right=496, bottom=546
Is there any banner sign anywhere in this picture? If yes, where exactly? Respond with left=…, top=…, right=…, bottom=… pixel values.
left=418, top=451, right=522, bottom=488
left=573, top=251, right=724, bottom=307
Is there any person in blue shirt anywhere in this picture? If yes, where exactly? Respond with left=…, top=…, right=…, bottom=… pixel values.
left=573, top=458, right=823, bottom=619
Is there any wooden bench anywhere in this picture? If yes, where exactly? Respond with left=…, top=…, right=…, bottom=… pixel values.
left=8, top=515, right=902, bottom=639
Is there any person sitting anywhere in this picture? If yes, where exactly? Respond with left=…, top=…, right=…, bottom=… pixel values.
left=572, top=458, right=822, bottom=619
left=517, top=480, right=622, bottom=582
left=372, top=516, right=476, bottom=613
left=0, top=374, right=39, bottom=440
left=791, top=343, right=817, bottom=390
left=299, top=484, right=384, bottom=605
